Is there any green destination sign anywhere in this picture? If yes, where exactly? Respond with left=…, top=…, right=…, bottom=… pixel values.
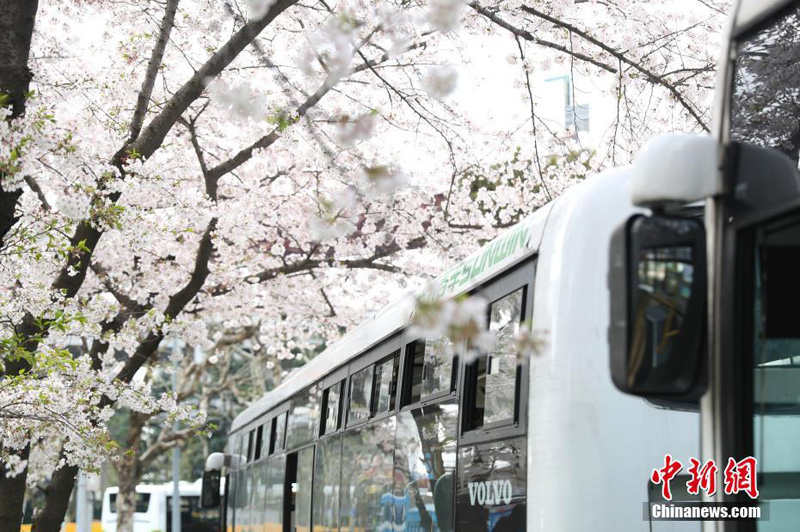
left=431, top=215, right=539, bottom=299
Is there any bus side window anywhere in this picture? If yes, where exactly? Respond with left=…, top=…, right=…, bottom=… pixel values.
left=246, top=430, right=254, bottom=463
left=347, top=365, right=373, bottom=426
left=466, top=287, right=525, bottom=430
left=403, top=337, right=455, bottom=406
left=254, top=425, right=263, bottom=461
left=271, top=412, right=287, bottom=454
left=321, top=381, right=343, bottom=435
left=371, top=353, right=399, bottom=415
left=286, top=385, right=320, bottom=450
left=260, top=421, right=270, bottom=458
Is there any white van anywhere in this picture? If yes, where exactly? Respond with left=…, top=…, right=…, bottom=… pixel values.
left=101, top=478, right=221, bottom=532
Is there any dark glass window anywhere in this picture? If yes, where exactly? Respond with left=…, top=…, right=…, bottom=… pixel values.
left=348, top=366, right=373, bottom=425
left=340, top=417, right=396, bottom=532
left=470, top=288, right=524, bottom=429
left=286, top=385, right=321, bottom=449
left=109, top=493, right=150, bottom=514
left=254, top=426, right=263, bottom=461
left=265, top=455, right=285, bottom=530
left=235, top=466, right=249, bottom=511
left=372, top=354, right=399, bottom=415
left=295, top=447, right=315, bottom=532
left=313, top=435, right=342, bottom=532
left=749, top=217, right=800, bottom=529
left=322, top=381, right=343, bottom=435
left=166, top=496, right=221, bottom=532
left=271, top=412, right=287, bottom=454
left=405, top=337, right=455, bottom=405
left=246, top=430, right=255, bottom=463
left=731, top=7, right=800, bottom=166
left=394, top=402, right=458, bottom=532
left=225, top=472, right=236, bottom=531
left=250, top=462, right=268, bottom=532
left=260, top=422, right=270, bottom=458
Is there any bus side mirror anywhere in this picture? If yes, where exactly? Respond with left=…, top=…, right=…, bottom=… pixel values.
left=201, top=470, right=221, bottom=509
left=609, top=214, right=707, bottom=400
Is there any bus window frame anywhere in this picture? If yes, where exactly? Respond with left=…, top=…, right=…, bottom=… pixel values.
left=246, top=430, right=255, bottom=463
left=399, top=334, right=459, bottom=409
left=254, top=425, right=264, bottom=462
left=319, top=365, right=348, bottom=437
left=370, top=350, right=401, bottom=419
left=345, top=333, right=403, bottom=428
left=458, top=259, right=535, bottom=446
left=285, top=384, right=322, bottom=452
left=269, top=404, right=290, bottom=456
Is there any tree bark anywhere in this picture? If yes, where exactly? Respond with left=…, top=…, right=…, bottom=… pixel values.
left=115, top=464, right=142, bottom=532
left=30, top=461, right=78, bottom=532
left=114, top=410, right=147, bottom=532
left=0, top=0, right=38, bottom=118
left=0, top=1, right=39, bottom=527
left=0, top=444, right=30, bottom=532
left=0, top=0, right=38, bottom=246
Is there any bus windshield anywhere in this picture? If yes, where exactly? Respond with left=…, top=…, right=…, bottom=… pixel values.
left=731, top=6, right=800, bottom=166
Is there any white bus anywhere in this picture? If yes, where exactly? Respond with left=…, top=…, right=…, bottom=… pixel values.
left=101, top=479, right=221, bottom=532
left=202, top=1, right=800, bottom=531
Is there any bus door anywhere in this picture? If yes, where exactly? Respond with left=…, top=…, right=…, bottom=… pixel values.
left=283, top=447, right=314, bottom=532
left=710, top=3, right=800, bottom=531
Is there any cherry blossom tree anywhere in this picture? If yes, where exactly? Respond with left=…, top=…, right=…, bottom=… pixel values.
left=0, top=0, right=729, bottom=530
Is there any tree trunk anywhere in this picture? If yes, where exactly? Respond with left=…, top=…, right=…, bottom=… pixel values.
left=0, top=444, right=30, bottom=531
left=115, top=462, right=142, bottom=532
left=116, top=410, right=147, bottom=532
left=0, top=2, right=39, bottom=524
left=0, top=0, right=39, bottom=245
left=31, top=462, right=78, bottom=532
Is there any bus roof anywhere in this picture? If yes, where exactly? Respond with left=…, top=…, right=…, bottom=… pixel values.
left=230, top=201, right=555, bottom=434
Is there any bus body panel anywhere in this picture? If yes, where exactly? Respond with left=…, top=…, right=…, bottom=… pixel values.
left=529, top=167, right=701, bottom=530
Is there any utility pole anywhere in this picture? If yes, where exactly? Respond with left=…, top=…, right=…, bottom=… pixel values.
left=171, top=340, right=181, bottom=532
left=75, top=471, right=89, bottom=532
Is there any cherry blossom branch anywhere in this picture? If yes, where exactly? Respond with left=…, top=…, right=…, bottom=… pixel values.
left=469, top=2, right=710, bottom=132
left=114, top=0, right=300, bottom=165
left=246, top=235, right=425, bottom=284
left=139, top=426, right=194, bottom=467
left=13, top=0, right=298, bottom=368
left=205, top=41, right=425, bottom=181
left=514, top=36, right=550, bottom=201
left=517, top=4, right=710, bottom=132
left=128, top=0, right=181, bottom=142
left=113, top=217, right=217, bottom=384
left=23, top=175, right=51, bottom=211
left=469, top=2, right=616, bottom=73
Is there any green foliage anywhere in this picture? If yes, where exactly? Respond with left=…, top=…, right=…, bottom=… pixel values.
left=267, top=109, right=299, bottom=131
left=0, top=310, right=86, bottom=371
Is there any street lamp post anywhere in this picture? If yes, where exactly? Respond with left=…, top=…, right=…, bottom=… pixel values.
left=171, top=341, right=181, bottom=532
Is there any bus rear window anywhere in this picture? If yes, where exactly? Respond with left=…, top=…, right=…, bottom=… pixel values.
left=109, top=493, right=150, bottom=514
